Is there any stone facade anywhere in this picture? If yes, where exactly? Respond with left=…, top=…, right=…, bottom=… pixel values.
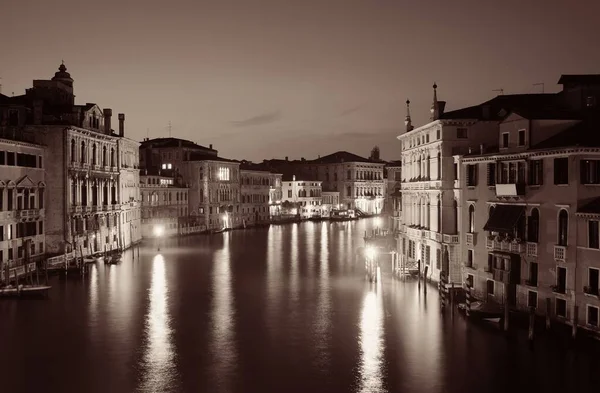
left=321, top=191, right=340, bottom=217
left=140, top=169, right=189, bottom=238
left=282, top=177, right=323, bottom=218
left=118, top=134, right=142, bottom=248
left=240, top=168, right=272, bottom=225
left=385, top=162, right=402, bottom=230
left=268, top=173, right=283, bottom=219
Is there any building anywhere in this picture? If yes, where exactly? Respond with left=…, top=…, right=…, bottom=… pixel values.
left=321, top=191, right=340, bottom=216
left=118, top=133, right=142, bottom=248
left=0, top=123, right=46, bottom=282
left=458, top=74, right=600, bottom=333
left=240, top=163, right=273, bottom=226
left=268, top=172, right=283, bottom=220
left=139, top=137, right=217, bottom=172
left=0, top=63, right=141, bottom=257
left=140, top=168, right=188, bottom=238
left=281, top=175, right=323, bottom=219
left=385, top=161, right=402, bottom=230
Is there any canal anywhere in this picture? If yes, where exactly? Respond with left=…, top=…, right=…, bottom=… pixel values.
left=1, top=217, right=599, bottom=393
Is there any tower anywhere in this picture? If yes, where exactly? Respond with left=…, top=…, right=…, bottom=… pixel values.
left=429, top=83, right=446, bottom=121
left=405, top=99, right=414, bottom=132
left=51, top=61, right=74, bottom=89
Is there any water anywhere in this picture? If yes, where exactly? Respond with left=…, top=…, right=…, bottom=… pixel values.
left=1, top=218, right=599, bottom=393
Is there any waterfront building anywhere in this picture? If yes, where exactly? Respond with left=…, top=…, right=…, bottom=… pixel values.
left=385, top=161, right=402, bottom=230
left=140, top=168, right=188, bottom=238
left=268, top=172, right=283, bottom=220
left=281, top=175, right=323, bottom=219
left=321, top=191, right=340, bottom=217
left=240, top=163, right=273, bottom=226
left=0, top=123, right=46, bottom=281
left=0, top=63, right=140, bottom=257
left=139, top=137, right=217, bottom=172
left=118, top=133, right=142, bottom=248
left=459, top=74, right=600, bottom=332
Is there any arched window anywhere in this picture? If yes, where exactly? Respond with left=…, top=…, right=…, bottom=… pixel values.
left=80, top=141, right=86, bottom=164
left=426, top=201, right=431, bottom=229
left=468, top=205, right=475, bottom=233
left=453, top=200, right=458, bottom=234
left=71, top=139, right=76, bottom=162
left=426, top=155, right=431, bottom=179
left=558, top=209, right=568, bottom=246
left=92, top=144, right=97, bottom=165
left=528, top=208, right=540, bottom=243
left=110, top=148, right=115, bottom=167
left=437, top=152, right=442, bottom=180
left=437, top=197, right=442, bottom=232
left=102, top=146, right=107, bottom=166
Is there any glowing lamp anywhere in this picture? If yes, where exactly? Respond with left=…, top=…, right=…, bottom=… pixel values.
left=365, top=246, right=377, bottom=260
left=154, top=225, right=164, bottom=237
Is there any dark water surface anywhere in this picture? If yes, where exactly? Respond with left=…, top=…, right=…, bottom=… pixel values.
left=1, top=218, right=599, bottom=393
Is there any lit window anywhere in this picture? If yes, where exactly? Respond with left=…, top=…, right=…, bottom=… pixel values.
left=162, top=164, right=166, bottom=169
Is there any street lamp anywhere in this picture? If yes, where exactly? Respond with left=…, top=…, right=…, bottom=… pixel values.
left=154, top=225, right=164, bottom=251
left=365, top=246, right=377, bottom=260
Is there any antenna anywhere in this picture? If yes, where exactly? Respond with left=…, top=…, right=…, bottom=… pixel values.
left=533, top=83, right=545, bottom=93
left=492, top=88, right=504, bottom=96
left=168, top=121, right=172, bottom=137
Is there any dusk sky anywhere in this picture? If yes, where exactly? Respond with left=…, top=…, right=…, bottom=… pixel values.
left=2, top=0, right=599, bottom=161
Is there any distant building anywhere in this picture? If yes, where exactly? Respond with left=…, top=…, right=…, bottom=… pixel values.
left=118, top=134, right=142, bottom=248
left=240, top=163, right=273, bottom=226
left=139, top=137, right=217, bottom=172
left=281, top=175, right=323, bottom=219
left=268, top=172, right=283, bottom=219
left=321, top=191, right=340, bottom=216
left=0, top=63, right=141, bottom=257
left=140, top=168, right=188, bottom=238
left=385, top=161, right=402, bottom=230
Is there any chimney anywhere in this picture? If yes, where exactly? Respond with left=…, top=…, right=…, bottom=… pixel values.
left=118, top=113, right=125, bottom=137
left=285, top=156, right=289, bottom=161
left=103, top=108, right=112, bottom=134
left=301, top=157, right=305, bottom=161
left=468, top=147, right=473, bottom=154
left=209, top=144, right=213, bottom=149
left=33, top=100, right=43, bottom=125
left=293, top=175, right=296, bottom=181
left=480, top=144, right=484, bottom=154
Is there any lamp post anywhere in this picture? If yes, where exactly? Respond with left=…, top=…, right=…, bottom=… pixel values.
left=154, top=225, right=164, bottom=251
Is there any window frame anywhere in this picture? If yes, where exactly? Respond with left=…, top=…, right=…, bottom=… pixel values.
left=517, top=129, right=526, bottom=146
left=501, top=132, right=509, bottom=148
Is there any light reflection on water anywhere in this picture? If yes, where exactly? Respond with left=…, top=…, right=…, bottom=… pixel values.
left=210, top=233, right=237, bottom=392
left=138, top=254, right=177, bottom=393
left=313, top=222, right=332, bottom=371
left=358, top=268, right=385, bottom=393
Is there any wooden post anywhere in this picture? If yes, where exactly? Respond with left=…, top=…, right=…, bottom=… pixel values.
left=450, top=283, right=455, bottom=314
left=465, top=284, right=471, bottom=317
left=546, top=298, right=551, bottom=330
left=572, top=305, right=578, bottom=339
left=503, top=283, right=510, bottom=332
left=45, top=259, right=48, bottom=285
left=528, top=306, right=535, bottom=342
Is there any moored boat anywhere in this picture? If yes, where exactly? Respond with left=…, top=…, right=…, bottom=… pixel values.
left=0, top=285, right=52, bottom=298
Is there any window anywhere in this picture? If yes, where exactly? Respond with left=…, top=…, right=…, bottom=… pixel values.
left=7, top=152, right=15, bottom=166
left=589, top=220, right=600, bottom=249
left=453, top=200, right=458, bottom=234
left=486, top=280, right=494, bottom=295
left=466, top=274, right=474, bottom=288
left=556, top=298, right=567, bottom=318
left=487, top=163, right=496, bottom=186
left=437, top=153, right=442, bottom=179
left=558, top=209, right=568, bottom=246
left=502, top=133, right=509, bottom=148
left=588, top=306, right=599, bottom=327
left=457, top=128, right=468, bottom=139
left=529, top=262, right=538, bottom=286
left=528, top=208, right=539, bottom=243
left=347, top=170, right=351, bottom=180
left=347, top=186, right=351, bottom=197
left=425, top=245, right=431, bottom=265
left=468, top=205, right=475, bottom=233
left=487, top=254, right=493, bottom=272
left=588, top=268, right=599, bottom=295
left=466, top=165, right=477, bottom=187
left=556, top=266, right=567, bottom=293
left=436, top=129, right=441, bottom=140
left=586, top=96, right=597, bottom=108
left=580, top=159, right=600, bottom=184
left=529, top=160, right=543, bottom=185
left=436, top=248, right=441, bottom=269
left=8, top=110, right=19, bottom=126
left=518, top=129, right=526, bottom=146
left=467, top=249, right=473, bottom=268
left=528, top=291, right=537, bottom=309
left=80, top=141, right=86, bottom=163
left=554, top=158, right=569, bottom=185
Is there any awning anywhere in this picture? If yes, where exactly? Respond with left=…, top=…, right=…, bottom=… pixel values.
left=483, top=205, right=525, bottom=232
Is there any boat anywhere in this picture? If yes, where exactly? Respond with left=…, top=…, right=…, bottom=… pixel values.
left=466, top=301, right=504, bottom=321
left=83, top=257, right=98, bottom=264
left=105, top=256, right=121, bottom=265
left=0, top=285, right=52, bottom=298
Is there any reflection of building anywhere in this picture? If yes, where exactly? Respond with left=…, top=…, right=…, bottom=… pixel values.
left=240, top=164, right=272, bottom=226
left=385, top=161, right=402, bottom=230
left=0, top=63, right=140, bottom=256
left=281, top=175, right=322, bottom=218
left=140, top=169, right=188, bottom=238
left=459, top=74, right=600, bottom=333
left=321, top=191, right=340, bottom=216
left=0, top=132, right=46, bottom=280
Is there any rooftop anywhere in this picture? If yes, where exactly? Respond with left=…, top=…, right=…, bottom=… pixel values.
left=439, top=94, right=559, bottom=121
left=188, top=152, right=238, bottom=163
left=140, top=137, right=216, bottom=152
left=310, top=151, right=384, bottom=164
left=531, top=119, right=600, bottom=150
left=558, top=74, right=600, bottom=85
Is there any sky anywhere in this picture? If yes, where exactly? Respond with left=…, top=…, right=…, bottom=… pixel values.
left=2, top=0, right=599, bottom=162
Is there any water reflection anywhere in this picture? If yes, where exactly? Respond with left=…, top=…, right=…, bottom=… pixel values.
left=139, top=254, right=177, bottom=392
left=358, top=270, right=385, bottom=393
left=313, top=222, right=331, bottom=370
left=266, top=227, right=281, bottom=336
left=88, top=264, right=99, bottom=329
left=210, top=234, right=237, bottom=391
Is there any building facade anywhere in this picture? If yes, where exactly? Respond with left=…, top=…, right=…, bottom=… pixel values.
left=240, top=167, right=272, bottom=226
left=281, top=176, right=323, bottom=219
left=321, top=191, right=340, bottom=216
left=140, top=169, right=188, bottom=238
left=385, top=162, right=402, bottom=230
left=118, top=133, right=142, bottom=248
left=268, top=172, right=283, bottom=219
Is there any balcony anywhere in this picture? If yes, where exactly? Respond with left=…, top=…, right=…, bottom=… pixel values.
left=466, top=232, right=476, bottom=246
left=554, top=245, right=566, bottom=262
left=526, top=242, right=538, bottom=257
left=495, top=183, right=525, bottom=197
left=15, top=209, right=42, bottom=219
left=486, top=236, right=525, bottom=254
left=584, top=286, right=599, bottom=297
left=91, top=205, right=101, bottom=212
left=443, top=234, right=459, bottom=244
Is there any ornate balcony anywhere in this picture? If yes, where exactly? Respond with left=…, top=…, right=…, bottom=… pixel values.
left=554, top=245, right=566, bottom=262
left=486, top=236, right=525, bottom=254
left=526, top=242, right=538, bottom=257
left=443, top=234, right=459, bottom=244
left=466, top=232, right=476, bottom=246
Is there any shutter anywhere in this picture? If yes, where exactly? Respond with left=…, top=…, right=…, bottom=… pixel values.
left=538, top=160, right=544, bottom=185
left=581, top=160, right=587, bottom=184
left=466, top=165, right=471, bottom=186
left=474, top=165, right=478, bottom=186
left=554, top=159, right=559, bottom=184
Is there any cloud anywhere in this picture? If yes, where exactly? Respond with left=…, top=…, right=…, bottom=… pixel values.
left=338, top=105, right=364, bottom=117
left=230, top=110, right=281, bottom=127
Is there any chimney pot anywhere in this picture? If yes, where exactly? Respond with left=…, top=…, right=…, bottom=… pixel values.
left=103, top=109, right=112, bottom=134
left=118, top=113, right=125, bottom=137
left=285, top=156, right=289, bottom=161
left=468, top=147, right=472, bottom=154
left=209, top=144, right=213, bottom=149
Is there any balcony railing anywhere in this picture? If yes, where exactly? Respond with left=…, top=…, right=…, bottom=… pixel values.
left=554, top=245, right=566, bottom=262
left=584, top=286, right=599, bottom=296
left=552, top=285, right=566, bottom=294
left=526, top=242, right=538, bottom=257
left=443, top=234, right=459, bottom=244
left=466, top=232, right=476, bottom=246
left=486, top=237, right=525, bottom=254
left=15, top=209, right=42, bottom=218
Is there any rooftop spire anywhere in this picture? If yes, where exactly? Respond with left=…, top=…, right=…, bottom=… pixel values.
left=405, top=99, right=413, bottom=132
left=430, top=82, right=439, bottom=121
